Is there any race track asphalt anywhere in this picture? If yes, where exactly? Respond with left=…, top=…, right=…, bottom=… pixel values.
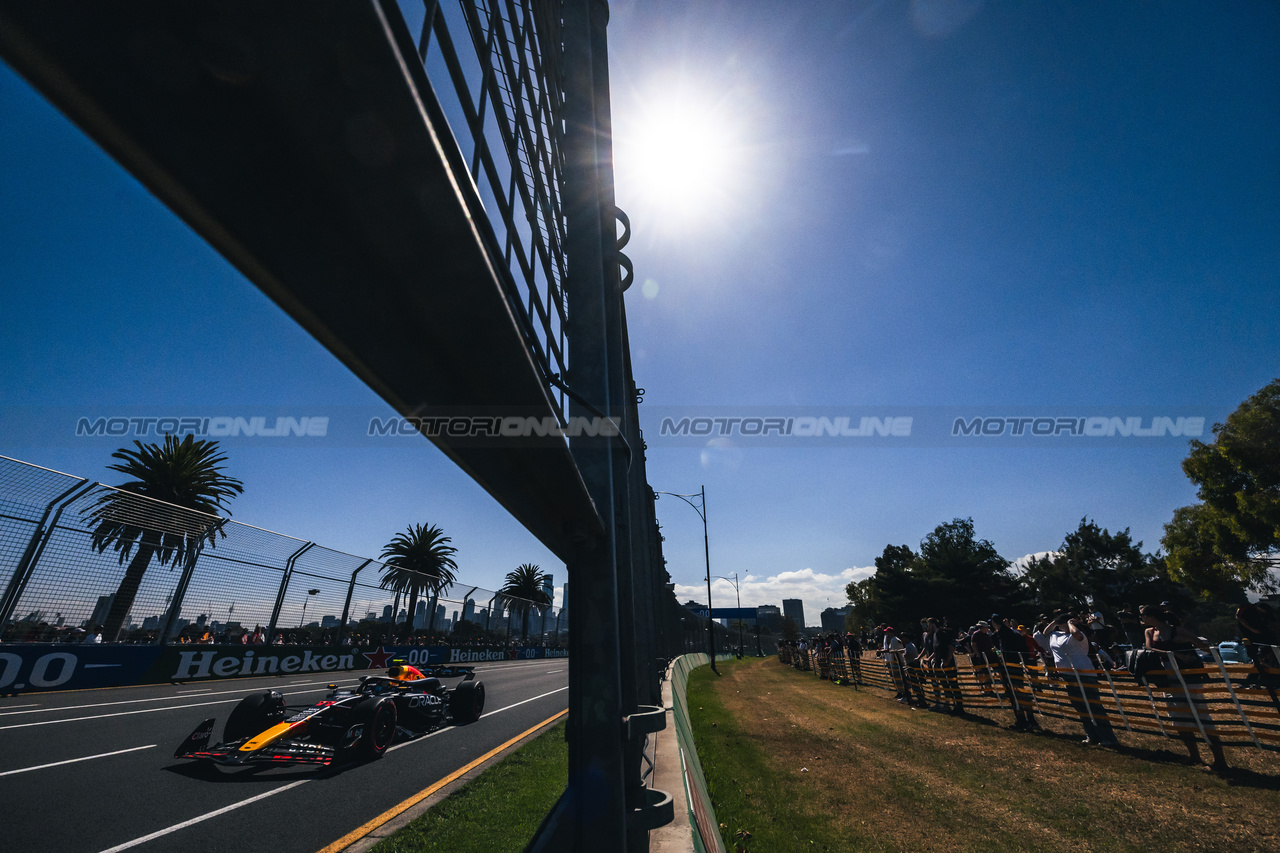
left=0, top=659, right=569, bottom=853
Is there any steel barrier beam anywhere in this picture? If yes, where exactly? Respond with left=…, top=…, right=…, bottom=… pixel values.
left=0, top=0, right=602, bottom=562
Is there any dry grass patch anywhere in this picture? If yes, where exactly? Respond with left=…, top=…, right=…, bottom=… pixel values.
left=688, top=657, right=1280, bottom=853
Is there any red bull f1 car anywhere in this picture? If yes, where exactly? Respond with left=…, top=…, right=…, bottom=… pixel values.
left=174, top=661, right=486, bottom=767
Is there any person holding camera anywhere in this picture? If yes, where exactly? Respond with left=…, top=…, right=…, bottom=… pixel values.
left=1046, top=611, right=1117, bottom=746
left=1141, top=604, right=1228, bottom=772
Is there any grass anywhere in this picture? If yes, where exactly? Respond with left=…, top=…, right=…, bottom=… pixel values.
left=688, top=657, right=1280, bottom=853
left=370, top=721, right=567, bottom=853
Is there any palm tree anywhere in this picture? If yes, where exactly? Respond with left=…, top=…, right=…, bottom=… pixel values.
left=87, top=435, right=243, bottom=641
left=500, top=563, right=553, bottom=642
left=378, top=523, right=458, bottom=636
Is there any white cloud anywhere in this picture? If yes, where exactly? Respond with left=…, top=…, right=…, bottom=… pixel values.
left=1010, top=551, right=1058, bottom=574
left=673, top=565, right=875, bottom=629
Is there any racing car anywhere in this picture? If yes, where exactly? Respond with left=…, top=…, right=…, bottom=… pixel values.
left=174, top=660, right=486, bottom=767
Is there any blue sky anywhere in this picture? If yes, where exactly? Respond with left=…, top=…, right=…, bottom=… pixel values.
left=1, top=2, right=1277, bottom=625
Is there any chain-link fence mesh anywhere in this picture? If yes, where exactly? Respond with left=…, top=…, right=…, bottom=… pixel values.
left=0, top=455, right=562, bottom=646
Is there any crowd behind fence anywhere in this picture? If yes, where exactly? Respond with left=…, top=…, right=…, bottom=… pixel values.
left=778, top=643, right=1280, bottom=755
left=0, top=455, right=563, bottom=647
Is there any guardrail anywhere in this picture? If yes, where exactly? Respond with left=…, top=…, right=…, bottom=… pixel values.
left=669, top=653, right=736, bottom=853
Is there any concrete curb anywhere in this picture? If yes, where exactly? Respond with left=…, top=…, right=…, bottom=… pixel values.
left=650, top=660, right=696, bottom=852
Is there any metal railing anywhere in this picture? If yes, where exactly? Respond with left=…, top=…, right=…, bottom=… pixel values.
left=405, top=0, right=572, bottom=416
left=782, top=645, right=1280, bottom=754
left=0, top=455, right=563, bottom=646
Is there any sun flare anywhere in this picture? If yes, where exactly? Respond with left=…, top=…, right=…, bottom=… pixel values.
left=615, top=87, right=745, bottom=226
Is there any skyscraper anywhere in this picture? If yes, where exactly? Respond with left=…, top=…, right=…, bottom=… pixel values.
left=782, top=598, right=805, bottom=629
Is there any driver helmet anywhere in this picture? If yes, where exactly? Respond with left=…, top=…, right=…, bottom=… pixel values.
left=387, top=659, right=426, bottom=681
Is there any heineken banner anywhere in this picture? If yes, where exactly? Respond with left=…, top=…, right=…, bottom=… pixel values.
left=0, top=644, right=567, bottom=694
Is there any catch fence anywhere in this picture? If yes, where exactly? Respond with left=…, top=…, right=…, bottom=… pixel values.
left=0, top=455, right=563, bottom=646
left=781, top=645, right=1280, bottom=755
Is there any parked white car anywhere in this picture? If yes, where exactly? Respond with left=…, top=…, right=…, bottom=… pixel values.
left=1218, top=641, right=1252, bottom=664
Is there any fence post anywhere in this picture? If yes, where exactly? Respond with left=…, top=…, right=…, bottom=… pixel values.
left=1211, top=647, right=1262, bottom=748
left=267, top=542, right=314, bottom=641
left=156, top=548, right=202, bottom=645
left=0, top=479, right=93, bottom=635
left=1167, top=650, right=1211, bottom=745
left=336, top=559, right=372, bottom=647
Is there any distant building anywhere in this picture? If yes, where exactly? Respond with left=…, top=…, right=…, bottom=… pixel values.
left=756, top=605, right=781, bottom=633
left=413, top=600, right=427, bottom=629
left=321, top=614, right=340, bottom=629
left=88, top=594, right=114, bottom=629
left=783, top=598, right=805, bottom=629
left=381, top=604, right=393, bottom=623
left=820, top=606, right=850, bottom=633
left=462, top=598, right=476, bottom=623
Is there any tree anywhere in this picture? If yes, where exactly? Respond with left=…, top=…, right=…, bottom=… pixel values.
left=1162, top=504, right=1257, bottom=599
left=1164, top=378, right=1280, bottom=592
left=845, top=543, right=917, bottom=629
left=87, top=435, right=243, bottom=641
left=1021, top=518, right=1190, bottom=616
left=500, top=563, right=553, bottom=641
left=912, top=518, right=1020, bottom=628
left=378, top=523, right=458, bottom=636
left=780, top=615, right=800, bottom=643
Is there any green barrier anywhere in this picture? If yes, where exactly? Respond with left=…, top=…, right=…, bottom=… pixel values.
left=670, top=653, right=734, bottom=853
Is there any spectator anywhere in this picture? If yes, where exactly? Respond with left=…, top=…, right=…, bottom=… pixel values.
left=844, top=631, right=864, bottom=684
left=1236, top=602, right=1279, bottom=676
left=993, top=617, right=1038, bottom=731
left=968, top=621, right=997, bottom=696
left=922, top=617, right=963, bottom=715
left=901, top=632, right=927, bottom=707
left=882, top=627, right=906, bottom=700
left=82, top=626, right=102, bottom=645
left=1031, top=620, right=1052, bottom=660
left=1045, top=612, right=1117, bottom=746
left=920, top=618, right=943, bottom=709
left=1141, top=604, right=1228, bottom=772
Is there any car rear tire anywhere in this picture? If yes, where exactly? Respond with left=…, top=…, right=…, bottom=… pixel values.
left=224, top=691, right=286, bottom=743
left=354, top=698, right=397, bottom=760
left=449, top=681, right=485, bottom=724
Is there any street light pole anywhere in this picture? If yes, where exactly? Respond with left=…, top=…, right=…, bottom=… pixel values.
left=714, top=572, right=745, bottom=659
left=655, top=486, right=717, bottom=674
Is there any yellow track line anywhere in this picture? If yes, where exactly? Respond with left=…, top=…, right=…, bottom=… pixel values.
left=316, top=709, right=568, bottom=853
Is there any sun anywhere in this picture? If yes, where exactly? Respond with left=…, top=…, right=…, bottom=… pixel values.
left=615, top=86, right=744, bottom=227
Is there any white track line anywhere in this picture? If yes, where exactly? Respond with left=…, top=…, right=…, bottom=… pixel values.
left=94, top=687, right=569, bottom=853
left=0, top=686, right=331, bottom=731
left=479, top=686, right=567, bottom=718
left=0, top=678, right=347, bottom=717
left=96, top=780, right=312, bottom=853
left=0, top=744, right=156, bottom=777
